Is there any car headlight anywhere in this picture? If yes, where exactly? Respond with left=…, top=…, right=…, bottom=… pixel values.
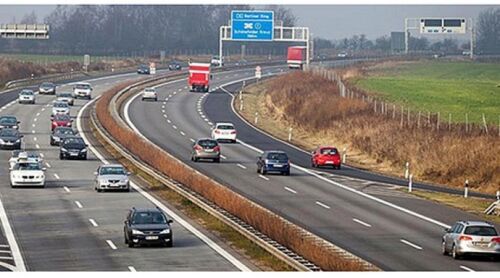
left=132, top=229, right=144, bottom=235
left=53, top=136, right=60, bottom=141
left=80, top=149, right=87, bottom=153
left=121, top=178, right=129, bottom=184
left=0, top=139, right=4, bottom=144
left=159, top=228, right=171, bottom=234
left=15, top=139, right=21, bottom=143
left=61, top=148, right=68, bottom=152
left=99, top=179, right=108, bottom=184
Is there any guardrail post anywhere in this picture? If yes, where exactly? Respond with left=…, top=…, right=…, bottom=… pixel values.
left=288, top=127, right=293, bottom=142
left=254, top=112, right=259, bottom=124
left=408, top=174, right=413, bottom=192
left=404, top=161, right=410, bottom=179
left=342, top=148, right=347, bottom=164
left=496, top=190, right=499, bottom=201
left=464, top=180, right=469, bottom=198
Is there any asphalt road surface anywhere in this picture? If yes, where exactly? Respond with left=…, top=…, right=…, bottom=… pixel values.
left=0, top=70, right=251, bottom=271
left=125, top=66, right=500, bottom=271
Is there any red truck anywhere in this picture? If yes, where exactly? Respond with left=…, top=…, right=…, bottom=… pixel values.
left=287, top=46, right=307, bottom=69
left=188, top=63, right=211, bottom=92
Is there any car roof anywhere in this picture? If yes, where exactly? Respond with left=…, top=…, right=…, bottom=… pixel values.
left=318, top=146, right=338, bottom=149
left=101, top=164, right=124, bottom=168
left=264, top=150, right=286, bottom=154
left=131, top=207, right=163, bottom=213
left=196, top=138, right=217, bottom=141
left=76, top=82, right=91, bottom=85
left=54, top=101, right=68, bottom=105
left=216, top=122, right=234, bottom=126
left=458, top=220, right=495, bottom=227
left=0, top=115, right=16, bottom=119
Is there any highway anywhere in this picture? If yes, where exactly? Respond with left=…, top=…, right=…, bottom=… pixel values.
left=0, top=71, right=251, bottom=271
left=125, top=65, right=500, bottom=271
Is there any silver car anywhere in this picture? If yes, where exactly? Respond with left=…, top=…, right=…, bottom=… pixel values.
left=56, top=92, right=74, bottom=106
left=442, top=221, right=500, bottom=260
left=191, top=138, right=220, bottom=162
left=52, top=101, right=70, bottom=116
left=94, top=164, right=131, bottom=192
left=18, top=89, right=36, bottom=104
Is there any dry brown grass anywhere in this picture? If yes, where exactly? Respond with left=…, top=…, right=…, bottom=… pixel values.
left=95, top=83, right=372, bottom=271
left=263, top=71, right=500, bottom=194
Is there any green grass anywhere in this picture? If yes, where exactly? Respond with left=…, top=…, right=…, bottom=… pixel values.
left=352, top=61, right=500, bottom=124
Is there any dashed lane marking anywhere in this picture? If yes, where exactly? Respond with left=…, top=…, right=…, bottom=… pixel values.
left=74, top=201, right=83, bottom=209
left=284, top=187, right=297, bottom=194
left=258, top=175, right=269, bottom=181
left=400, top=239, right=423, bottom=250
left=89, top=219, right=98, bottom=227
left=353, top=218, right=372, bottom=228
left=106, top=240, right=117, bottom=250
left=237, top=164, right=246, bottom=169
left=315, top=201, right=330, bottom=210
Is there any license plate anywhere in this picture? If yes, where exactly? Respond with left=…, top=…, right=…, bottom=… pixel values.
left=5, top=142, right=13, bottom=145
left=325, top=161, right=334, bottom=164
left=145, top=236, right=158, bottom=240
left=70, top=152, right=79, bottom=156
left=273, top=164, right=283, bottom=167
left=205, top=149, right=213, bottom=152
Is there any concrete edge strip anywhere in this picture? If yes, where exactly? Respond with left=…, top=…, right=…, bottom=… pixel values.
left=0, top=198, right=25, bottom=272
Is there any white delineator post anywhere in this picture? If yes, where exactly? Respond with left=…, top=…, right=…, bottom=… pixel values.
left=288, top=127, right=293, bottom=142
left=342, top=147, right=347, bottom=164
left=404, top=161, right=410, bottom=179
left=408, top=174, right=413, bottom=192
left=254, top=112, right=259, bottom=124
left=464, top=180, right=469, bottom=198
left=496, top=190, right=499, bottom=201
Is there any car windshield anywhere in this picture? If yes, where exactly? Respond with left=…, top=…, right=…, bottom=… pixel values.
left=217, top=125, right=234, bottom=130
left=58, top=93, right=72, bottom=98
left=41, top=82, right=54, bottom=87
left=55, top=128, right=74, bottom=135
left=76, top=84, right=91, bottom=90
left=267, top=153, right=288, bottom=161
left=55, top=115, right=71, bottom=121
left=464, top=226, right=498, bottom=236
left=0, top=129, right=18, bottom=136
left=63, top=137, right=84, bottom=145
left=132, top=211, right=167, bottom=225
left=145, top=88, right=155, bottom=93
left=0, top=116, right=16, bottom=125
left=20, top=90, right=34, bottom=95
left=100, top=166, right=126, bottom=175
left=321, top=148, right=338, bottom=155
left=13, top=162, right=40, bottom=171
left=11, top=150, right=21, bottom=158
left=198, top=140, right=217, bottom=148
left=54, top=102, right=68, bottom=108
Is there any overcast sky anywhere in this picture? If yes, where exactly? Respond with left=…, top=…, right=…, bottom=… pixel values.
left=0, top=5, right=496, bottom=40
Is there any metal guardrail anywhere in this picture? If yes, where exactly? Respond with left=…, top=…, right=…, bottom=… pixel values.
left=484, top=200, right=500, bottom=215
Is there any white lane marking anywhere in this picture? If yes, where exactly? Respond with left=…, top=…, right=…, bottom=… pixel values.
left=0, top=244, right=9, bottom=248
left=0, top=198, right=26, bottom=271
left=204, top=118, right=209, bottom=122
left=220, top=155, right=227, bottom=160
left=167, top=119, right=171, bottom=123
left=180, top=131, right=186, bottom=136
left=190, top=138, right=195, bottom=143
left=31, top=130, right=35, bottom=134
left=39, top=153, right=44, bottom=158
left=32, top=124, right=36, bottom=127
left=172, top=125, right=177, bottom=129
left=128, top=266, right=137, bottom=272
left=201, top=115, right=206, bottom=119
left=237, top=163, right=246, bottom=169
left=0, top=256, right=14, bottom=260
left=161, top=105, right=165, bottom=109
left=89, top=219, right=99, bottom=227
left=400, top=239, right=423, bottom=250
left=284, top=187, right=297, bottom=194
left=106, top=240, right=117, bottom=250
left=35, top=144, right=40, bottom=149
left=0, top=250, right=11, bottom=254
left=33, top=137, right=37, bottom=141
left=460, top=265, right=475, bottom=272
left=184, top=86, right=188, bottom=89
left=63, top=186, right=70, bottom=193
left=83, top=93, right=251, bottom=272
left=161, top=109, right=165, bottom=113
left=315, top=201, right=330, bottom=210
left=352, top=218, right=372, bottom=228
left=33, top=118, right=37, bottom=122
left=45, top=162, right=51, bottom=168
left=208, top=122, right=213, bottom=126
left=46, top=103, right=50, bottom=107
left=258, top=175, right=269, bottom=181
left=36, top=112, right=40, bottom=116
left=53, top=173, right=60, bottom=180
left=163, top=114, right=167, bottom=118
left=75, top=201, right=83, bottom=209
left=41, top=108, right=45, bottom=111
left=178, top=88, right=182, bottom=92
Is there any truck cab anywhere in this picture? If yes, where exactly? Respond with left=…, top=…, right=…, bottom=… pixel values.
left=188, top=63, right=211, bottom=92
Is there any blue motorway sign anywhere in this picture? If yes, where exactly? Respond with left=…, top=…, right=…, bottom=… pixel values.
left=231, top=10, right=274, bottom=41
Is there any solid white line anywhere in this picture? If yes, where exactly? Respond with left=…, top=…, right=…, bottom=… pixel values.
left=400, top=239, right=423, bottom=250
left=352, top=218, right=372, bottom=228
left=0, top=198, right=26, bottom=271
left=53, top=173, right=60, bottom=179
left=63, top=186, right=70, bottom=193
left=460, top=265, right=475, bottom=272
left=106, top=240, right=117, bottom=250
left=84, top=90, right=251, bottom=272
left=258, top=175, right=269, bottom=181
left=75, top=201, right=83, bottom=209
left=128, top=266, right=137, bottom=272
left=89, top=219, right=99, bottom=227
left=180, top=131, right=186, bottom=136
left=284, top=187, right=297, bottom=194
left=315, top=201, right=330, bottom=210
left=236, top=163, right=246, bottom=169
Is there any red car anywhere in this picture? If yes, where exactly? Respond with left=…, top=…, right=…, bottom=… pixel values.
left=311, top=146, right=341, bottom=169
left=51, top=114, right=72, bottom=131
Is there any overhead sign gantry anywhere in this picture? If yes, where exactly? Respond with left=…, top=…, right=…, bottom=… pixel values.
left=0, top=24, right=49, bottom=39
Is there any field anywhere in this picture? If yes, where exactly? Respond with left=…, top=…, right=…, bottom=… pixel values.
left=351, top=61, right=500, bottom=124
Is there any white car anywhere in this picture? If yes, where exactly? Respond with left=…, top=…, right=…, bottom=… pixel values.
left=18, top=89, right=36, bottom=104
left=10, top=154, right=46, bottom=188
left=56, top=92, right=74, bottom=106
left=337, top=51, right=349, bottom=58
left=73, top=82, right=92, bottom=99
left=9, top=151, right=43, bottom=170
left=141, top=88, right=158, bottom=101
left=52, top=101, right=70, bottom=116
left=211, top=56, right=224, bottom=66
left=211, top=122, right=237, bottom=143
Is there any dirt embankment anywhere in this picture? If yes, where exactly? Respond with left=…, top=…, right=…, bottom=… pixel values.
left=260, top=71, right=499, bottom=194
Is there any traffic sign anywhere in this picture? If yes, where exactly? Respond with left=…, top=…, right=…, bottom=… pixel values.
left=255, top=66, right=262, bottom=79
left=231, top=10, right=274, bottom=41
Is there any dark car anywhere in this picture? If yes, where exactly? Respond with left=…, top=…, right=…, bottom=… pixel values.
left=51, top=114, right=73, bottom=131
left=257, top=150, right=290, bottom=175
left=137, top=65, right=150, bottom=74
left=39, top=82, right=56, bottom=95
left=0, top=128, right=23, bottom=150
left=124, top=207, right=173, bottom=248
left=50, top=127, right=76, bottom=146
left=168, top=61, right=182, bottom=71
left=59, top=136, right=87, bottom=160
left=0, top=115, right=19, bottom=130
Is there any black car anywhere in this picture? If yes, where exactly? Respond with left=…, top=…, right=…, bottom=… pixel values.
left=59, top=136, right=87, bottom=160
left=0, top=128, right=23, bottom=150
left=124, top=207, right=173, bottom=248
left=137, top=65, right=150, bottom=74
left=0, top=115, right=19, bottom=130
left=168, top=61, right=182, bottom=71
left=50, top=127, right=76, bottom=146
left=257, top=150, right=290, bottom=175
left=39, top=82, right=56, bottom=95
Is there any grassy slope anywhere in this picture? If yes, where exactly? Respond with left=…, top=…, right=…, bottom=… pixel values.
left=352, top=61, right=500, bottom=124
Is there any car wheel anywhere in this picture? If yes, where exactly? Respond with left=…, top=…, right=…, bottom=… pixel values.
left=128, top=241, right=134, bottom=248
left=166, top=241, right=173, bottom=248
left=311, top=160, right=316, bottom=168
left=441, top=241, right=448, bottom=255
left=59, top=153, right=64, bottom=160
left=262, top=169, right=267, bottom=175
left=336, top=165, right=341, bottom=170
left=257, top=167, right=261, bottom=174
left=285, top=170, right=290, bottom=176
left=214, top=158, right=220, bottom=163
left=452, top=244, right=461, bottom=260
left=154, top=98, right=158, bottom=102
left=124, top=236, right=128, bottom=244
